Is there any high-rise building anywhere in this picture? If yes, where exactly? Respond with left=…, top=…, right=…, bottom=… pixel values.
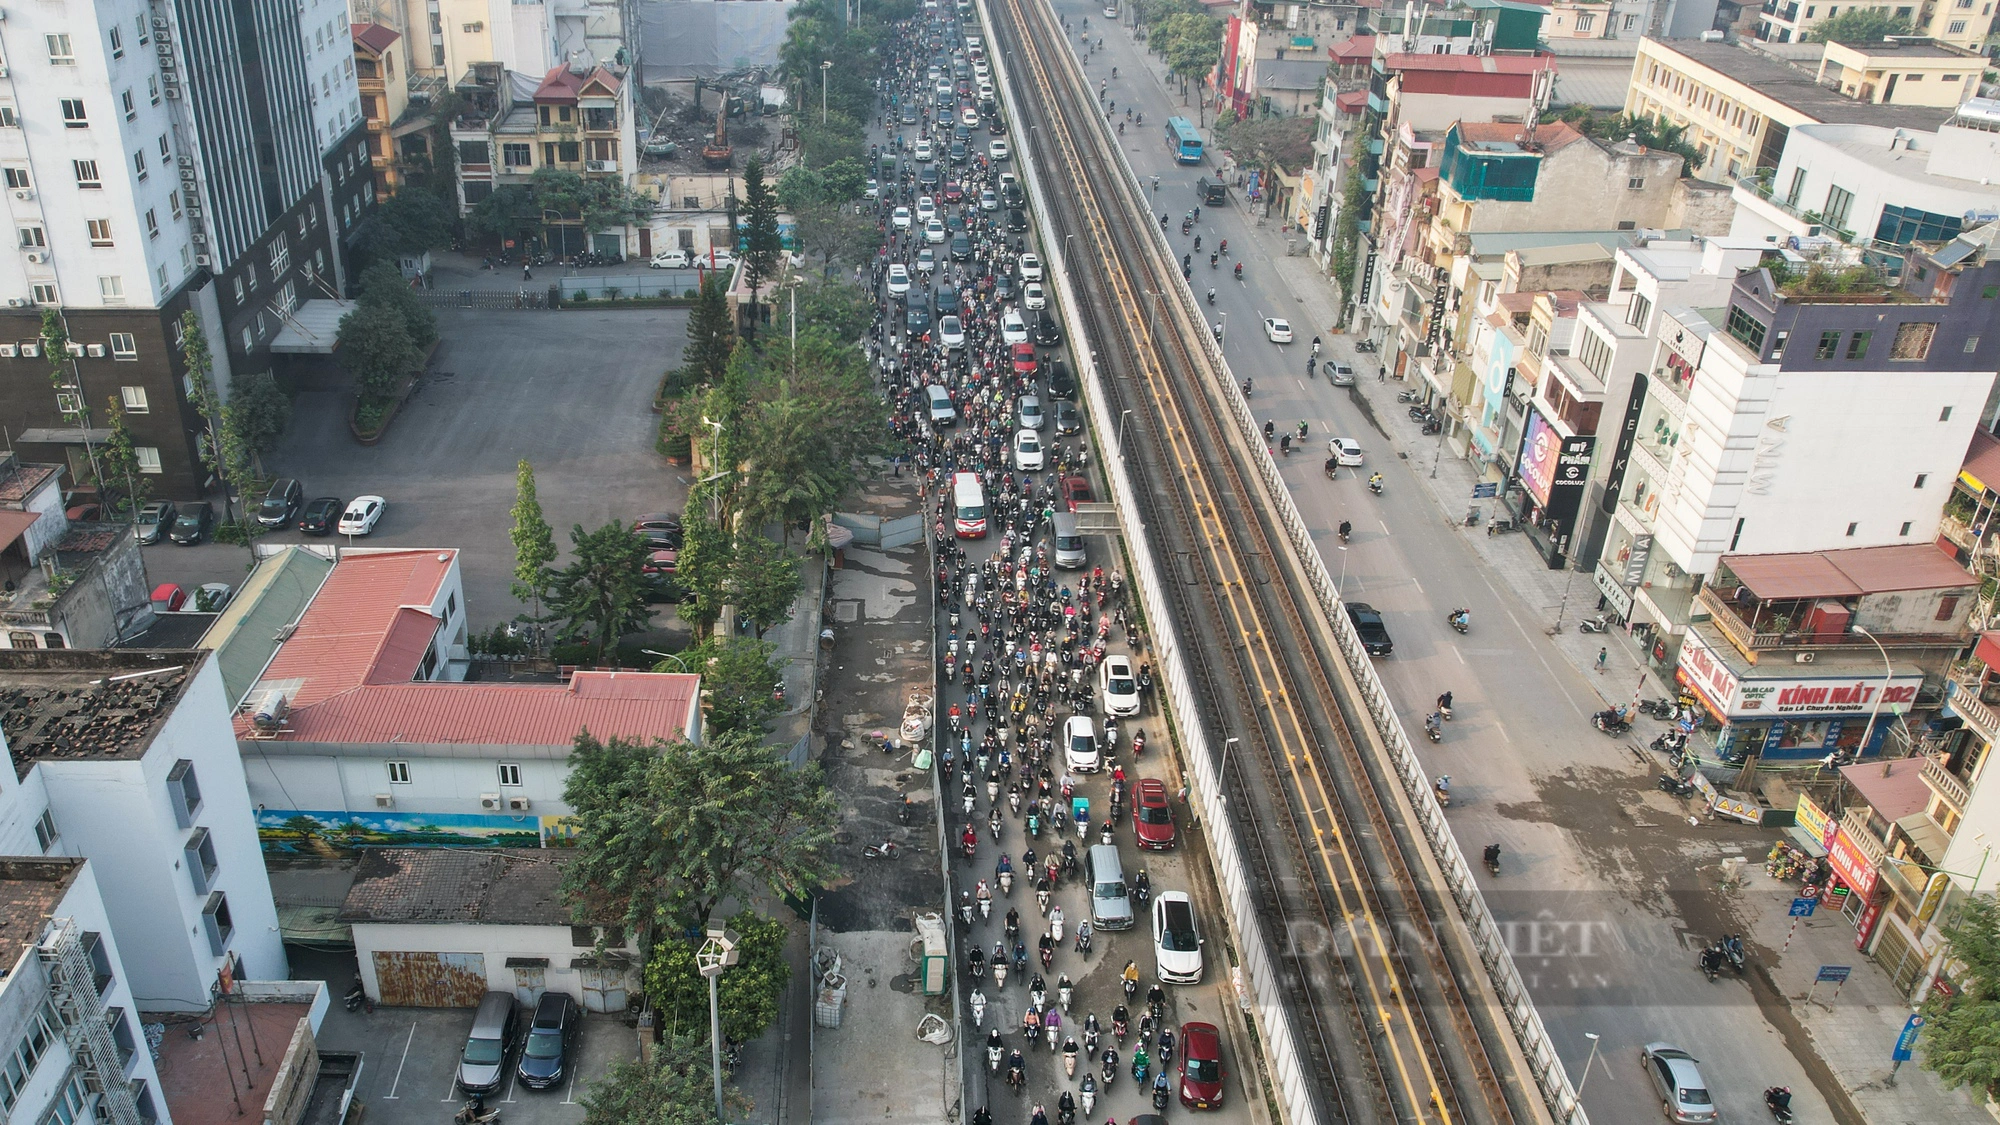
left=0, top=0, right=373, bottom=499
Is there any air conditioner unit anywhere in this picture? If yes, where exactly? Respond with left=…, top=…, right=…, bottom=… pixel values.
left=191, top=232, right=206, bottom=245
left=479, top=793, right=502, bottom=810
left=0, top=67, right=9, bottom=79
left=194, top=254, right=211, bottom=267
left=585, top=159, right=618, bottom=173
left=159, top=55, right=175, bottom=70
left=156, top=41, right=172, bottom=56
left=154, top=16, right=169, bottom=28
left=18, top=342, right=36, bottom=357
left=374, top=793, right=394, bottom=808
left=11, top=189, right=31, bottom=201
left=177, top=155, right=193, bottom=168
left=0, top=344, right=14, bottom=356
left=85, top=343, right=104, bottom=357
left=164, top=86, right=181, bottom=100
left=1795, top=652, right=1816, bottom=663
left=507, top=795, right=531, bottom=811
left=55, top=392, right=80, bottom=413
left=64, top=342, right=82, bottom=356
left=22, top=250, right=47, bottom=264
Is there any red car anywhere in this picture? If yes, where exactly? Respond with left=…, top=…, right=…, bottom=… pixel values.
left=1063, top=476, right=1092, bottom=512
left=642, top=549, right=679, bottom=576
left=1178, top=1022, right=1225, bottom=1109
left=942, top=181, right=964, bottom=204
left=1011, top=342, right=1039, bottom=376
left=1133, top=777, right=1176, bottom=850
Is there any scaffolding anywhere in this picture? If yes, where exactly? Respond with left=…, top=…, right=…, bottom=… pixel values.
left=39, top=917, right=143, bottom=1125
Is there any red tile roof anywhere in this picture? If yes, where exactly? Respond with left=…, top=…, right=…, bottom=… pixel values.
left=251, top=550, right=455, bottom=712
left=1839, top=757, right=1931, bottom=822
left=1330, top=35, right=1376, bottom=63
left=1383, top=53, right=1556, bottom=74
left=1335, top=90, right=1369, bottom=112
left=351, top=23, right=400, bottom=55
left=534, top=64, right=622, bottom=104
left=1455, top=119, right=1587, bottom=154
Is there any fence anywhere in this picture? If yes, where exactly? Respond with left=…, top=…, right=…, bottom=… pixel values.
left=415, top=289, right=551, bottom=309
left=558, top=272, right=705, bottom=300
left=832, top=511, right=926, bottom=549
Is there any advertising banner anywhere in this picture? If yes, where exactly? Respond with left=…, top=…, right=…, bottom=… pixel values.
left=1519, top=411, right=1560, bottom=506
left=1795, top=793, right=1838, bottom=851
left=1827, top=825, right=1881, bottom=901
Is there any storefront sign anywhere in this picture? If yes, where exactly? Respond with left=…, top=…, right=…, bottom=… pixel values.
left=1858, top=896, right=1887, bottom=950
left=1736, top=677, right=1922, bottom=716
left=1623, top=534, right=1653, bottom=586
left=1543, top=435, right=1596, bottom=555
left=1519, top=411, right=1561, bottom=506
left=1595, top=565, right=1633, bottom=619
left=1677, top=629, right=1741, bottom=715
left=1795, top=793, right=1838, bottom=851
left=1600, top=376, right=1649, bottom=516
left=1357, top=247, right=1378, bottom=307
left=1826, top=825, right=1880, bottom=901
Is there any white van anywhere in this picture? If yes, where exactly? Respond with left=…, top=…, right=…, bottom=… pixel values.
left=953, top=472, right=988, bottom=539
left=1052, top=511, right=1086, bottom=568
left=927, top=385, right=957, bottom=427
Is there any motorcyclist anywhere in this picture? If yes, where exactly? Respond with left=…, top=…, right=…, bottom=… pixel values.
left=1324, top=455, right=1338, bottom=479
left=1207, top=287, right=1216, bottom=305
left=1437, top=691, right=1454, bottom=713
left=1233, top=262, right=1243, bottom=280
left=1764, top=1087, right=1792, bottom=1114
left=1368, top=472, right=1383, bottom=491
left=1483, top=843, right=1501, bottom=867
left=1337, top=519, right=1352, bottom=542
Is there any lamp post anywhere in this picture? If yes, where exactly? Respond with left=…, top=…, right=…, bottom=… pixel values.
left=642, top=649, right=692, bottom=672
left=1117, top=409, right=1135, bottom=457
left=821, top=61, right=833, bottom=125
left=1335, top=544, right=1349, bottom=596
left=1220, top=736, right=1239, bottom=783
left=1575, top=1032, right=1603, bottom=1099
left=697, top=925, right=740, bottom=1123
left=1852, top=625, right=1895, bottom=756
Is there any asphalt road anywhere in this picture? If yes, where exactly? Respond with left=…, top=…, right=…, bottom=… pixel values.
left=1063, top=7, right=1843, bottom=1124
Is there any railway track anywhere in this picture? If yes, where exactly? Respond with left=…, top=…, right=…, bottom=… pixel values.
left=984, top=3, right=1535, bottom=1123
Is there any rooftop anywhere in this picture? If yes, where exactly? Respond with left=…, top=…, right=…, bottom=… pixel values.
left=0, top=461, right=59, bottom=505
left=198, top=546, right=334, bottom=707
left=338, top=848, right=571, bottom=925
left=1383, top=53, right=1557, bottom=74
left=153, top=998, right=316, bottom=1125
left=351, top=22, right=400, bottom=55
left=0, top=522, right=131, bottom=624
left=1787, top=122, right=2000, bottom=193
left=1330, top=35, right=1376, bottom=63
left=1839, top=757, right=1932, bottom=822
left=1256, top=58, right=1332, bottom=92
left=533, top=63, right=622, bottom=104
left=1645, top=39, right=1955, bottom=132
left=1822, top=37, right=1976, bottom=60
left=0, top=858, right=83, bottom=959
left=1960, top=430, right=2000, bottom=495
left=0, top=651, right=199, bottom=778
left=1721, top=543, right=1973, bottom=600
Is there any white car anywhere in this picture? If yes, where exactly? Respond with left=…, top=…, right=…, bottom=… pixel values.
left=1328, top=437, right=1364, bottom=466
left=887, top=263, right=911, bottom=297
left=1263, top=317, right=1294, bottom=343
left=990, top=140, right=1012, bottom=162
left=338, top=495, right=386, bottom=536
left=924, top=218, right=947, bottom=244
left=1329, top=362, right=1356, bottom=386
left=1152, top=892, right=1204, bottom=984
left=939, top=315, right=965, bottom=349
left=999, top=172, right=1019, bottom=192
left=916, top=196, right=937, bottom=223
left=1063, top=715, right=1101, bottom=773
left=980, top=189, right=1000, bottom=212
left=892, top=206, right=913, bottom=231
left=647, top=250, right=689, bottom=269
left=1023, top=282, right=1049, bottom=310
left=1001, top=308, right=1029, bottom=344
left=962, top=105, right=982, bottom=127
left=1100, top=655, right=1141, bottom=716
left=1014, top=429, right=1045, bottom=471
left=915, top=138, right=935, bottom=161
left=915, top=248, right=937, bottom=273
left=865, top=178, right=880, bottom=199
left=1019, top=252, right=1044, bottom=281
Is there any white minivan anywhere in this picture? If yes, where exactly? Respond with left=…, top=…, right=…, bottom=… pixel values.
left=953, top=472, right=987, bottom=539
left=927, top=385, right=956, bottom=427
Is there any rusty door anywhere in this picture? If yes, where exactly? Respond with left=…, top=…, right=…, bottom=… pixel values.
left=372, top=951, right=488, bottom=1007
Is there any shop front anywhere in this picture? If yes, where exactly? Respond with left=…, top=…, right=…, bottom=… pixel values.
left=1825, top=823, right=1888, bottom=951
left=1675, top=627, right=1924, bottom=760
left=1512, top=408, right=1596, bottom=569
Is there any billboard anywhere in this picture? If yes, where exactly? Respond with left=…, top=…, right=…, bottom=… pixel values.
left=1518, top=411, right=1562, bottom=506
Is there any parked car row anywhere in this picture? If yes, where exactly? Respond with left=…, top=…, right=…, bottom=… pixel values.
left=133, top=483, right=387, bottom=546
left=457, top=990, right=581, bottom=1096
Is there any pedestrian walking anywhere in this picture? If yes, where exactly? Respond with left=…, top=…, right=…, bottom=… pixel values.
left=1595, top=647, right=1608, bottom=674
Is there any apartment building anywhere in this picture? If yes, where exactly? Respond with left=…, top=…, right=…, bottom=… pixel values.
left=355, top=24, right=416, bottom=198
left=449, top=59, right=638, bottom=253
left=1218, top=1, right=1370, bottom=118
left=1758, top=0, right=1996, bottom=50
left=1549, top=0, right=1733, bottom=38
left=1624, top=37, right=1956, bottom=183
left=0, top=0, right=370, bottom=498
left=348, top=0, right=614, bottom=79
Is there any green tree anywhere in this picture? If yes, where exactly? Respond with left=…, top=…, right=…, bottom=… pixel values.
left=740, top=156, right=784, bottom=321
left=97, top=397, right=149, bottom=515
left=38, top=311, right=104, bottom=487
left=667, top=637, right=785, bottom=735
left=466, top=184, right=541, bottom=245
left=510, top=460, right=559, bottom=617
left=792, top=202, right=883, bottom=268
left=354, top=186, right=458, bottom=259
left=643, top=912, right=790, bottom=1044
left=579, top=1033, right=725, bottom=1125
left=738, top=329, right=887, bottom=530
left=360, top=262, right=439, bottom=351
left=1556, top=108, right=1703, bottom=178
left=224, top=372, right=292, bottom=476
left=729, top=536, right=802, bottom=639
left=1158, top=13, right=1223, bottom=120
left=528, top=167, right=655, bottom=250
left=1921, top=894, right=2000, bottom=1098
left=684, top=273, right=737, bottom=387
left=1809, top=9, right=1912, bottom=41
left=792, top=279, right=878, bottom=344
left=178, top=311, right=244, bottom=528
left=547, top=521, right=654, bottom=655
left=672, top=507, right=732, bottom=633
left=337, top=303, right=418, bottom=401
left=559, top=729, right=840, bottom=946
left=1219, top=114, right=1315, bottom=174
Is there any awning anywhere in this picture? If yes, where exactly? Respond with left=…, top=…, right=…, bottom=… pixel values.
left=270, top=299, right=356, bottom=354
left=1894, top=813, right=1950, bottom=866
left=16, top=427, right=112, bottom=445
left=1840, top=757, right=1931, bottom=821
left=503, top=956, right=551, bottom=968
left=1724, top=553, right=1863, bottom=600
left=0, top=510, right=40, bottom=553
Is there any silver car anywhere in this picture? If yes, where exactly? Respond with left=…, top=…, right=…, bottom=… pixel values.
left=1640, top=1043, right=1716, bottom=1123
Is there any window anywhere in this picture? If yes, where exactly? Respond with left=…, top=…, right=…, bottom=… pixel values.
left=1626, top=294, right=1652, bottom=330
left=559, top=141, right=581, bottom=163
left=1578, top=330, right=1613, bottom=377
left=134, top=150, right=148, bottom=181
left=1625, top=13, right=1638, bottom=27
left=0, top=105, right=14, bottom=128
left=33, top=808, right=57, bottom=851
left=158, top=134, right=170, bottom=159
left=138, top=15, right=150, bottom=46
left=184, top=827, right=219, bottom=894
left=169, top=191, right=182, bottom=220
left=1846, top=522, right=1858, bottom=537
left=1823, top=185, right=1854, bottom=230
left=1770, top=329, right=1789, bottom=359
left=81, top=930, right=113, bottom=993
left=61, top=99, right=88, bottom=128
left=1725, top=304, right=1767, bottom=351
left=74, top=160, right=100, bottom=188
left=1938, top=595, right=1962, bottom=621
left=120, top=386, right=148, bottom=412
left=1948, top=18, right=1967, bottom=32
left=1875, top=204, right=1962, bottom=246
left=1815, top=330, right=1840, bottom=360
left=496, top=762, right=525, bottom=787
left=149, top=75, right=160, bottom=105
left=1627, top=176, right=1646, bottom=190
left=109, top=333, right=136, bottom=359
left=17, top=226, right=44, bottom=248
left=387, top=760, right=411, bottom=784
left=1576, top=12, right=1595, bottom=30
left=200, top=891, right=234, bottom=955
left=1968, top=336, right=1982, bottom=353
left=31, top=283, right=56, bottom=304
left=167, top=758, right=202, bottom=825
left=269, top=234, right=289, bottom=275
left=47, top=34, right=75, bottom=65
left=1845, top=330, right=1872, bottom=360
left=1890, top=322, right=1937, bottom=360
left=88, top=220, right=113, bottom=247
left=1916, top=473, right=1929, bottom=489
left=1902, top=522, right=1914, bottom=536
left=99, top=276, right=124, bottom=304
left=503, top=142, right=533, bottom=168
left=107, top=1008, right=136, bottom=1070
left=1942, top=405, right=1955, bottom=421
left=122, top=90, right=137, bottom=120
left=145, top=209, right=159, bottom=239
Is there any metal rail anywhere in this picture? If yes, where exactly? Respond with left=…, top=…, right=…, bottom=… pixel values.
left=986, top=2, right=1524, bottom=1123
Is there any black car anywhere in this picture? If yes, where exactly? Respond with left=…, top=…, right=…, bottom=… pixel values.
left=936, top=284, right=961, bottom=315
left=988, top=116, right=1007, bottom=135
left=633, top=513, right=683, bottom=550
left=1002, top=184, right=1025, bottom=208
left=995, top=274, right=1016, bottom=300
left=900, top=106, right=919, bottom=124
left=948, top=142, right=968, bottom=164
left=906, top=300, right=933, bottom=334
left=950, top=234, right=973, bottom=261
left=954, top=124, right=972, bottom=143
left=257, top=478, right=303, bottom=527
left=516, top=992, right=579, bottom=1090
left=1005, top=208, right=1029, bottom=233
left=1346, top=603, right=1394, bottom=657
left=297, top=496, right=343, bottom=536
left=1030, top=310, right=1064, bottom=347
left=1045, top=358, right=1076, bottom=399
left=169, top=503, right=214, bottom=545
left=919, top=167, right=940, bottom=190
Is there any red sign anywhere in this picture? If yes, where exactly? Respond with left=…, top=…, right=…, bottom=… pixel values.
left=1856, top=896, right=1886, bottom=949
left=1677, top=630, right=1740, bottom=714
left=1826, top=826, right=1879, bottom=900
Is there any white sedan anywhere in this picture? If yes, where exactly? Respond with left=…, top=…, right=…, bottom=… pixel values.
left=916, top=196, right=937, bottom=222
left=892, top=206, right=913, bottom=231
left=647, top=250, right=689, bottom=269
left=338, top=495, right=386, bottom=536
left=886, top=263, right=911, bottom=297
left=1001, top=308, right=1028, bottom=344
left=1328, top=437, right=1364, bottom=466
left=915, top=248, right=937, bottom=273
left=1018, top=252, right=1044, bottom=281
left=1014, top=429, right=1045, bottom=471
left=924, top=218, right=947, bottom=244
left=914, top=138, right=935, bottom=161
left=1263, top=317, right=1294, bottom=343
left=939, top=315, right=965, bottom=349
left=990, top=140, right=1012, bottom=162
left=1023, top=282, right=1048, bottom=310
left=1063, top=715, right=1101, bottom=773
left=1100, top=654, right=1141, bottom=716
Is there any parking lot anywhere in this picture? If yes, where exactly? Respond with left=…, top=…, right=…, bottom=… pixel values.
left=139, top=306, right=692, bottom=629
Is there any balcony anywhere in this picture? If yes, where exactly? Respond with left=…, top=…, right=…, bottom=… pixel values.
left=1922, top=753, right=1971, bottom=814
left=1698, top=585, right=1968, bottom=662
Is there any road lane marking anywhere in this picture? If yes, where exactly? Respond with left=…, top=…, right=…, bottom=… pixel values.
left=384, top=1023, right=416, bottom=1099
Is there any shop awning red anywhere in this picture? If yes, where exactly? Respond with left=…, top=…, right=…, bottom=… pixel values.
left=1976, top=631, right=2000, bottom=671
left=1724, top=553, right=1861, bottom=600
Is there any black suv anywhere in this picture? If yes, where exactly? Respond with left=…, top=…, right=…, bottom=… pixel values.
left=1045, top=358, right=1076, bottom=399
left=1030, top=310, right=1064, bottom=347
left=936, top=284, right=961, bottom=315
left=516, top=992, right=579, bottom=1090
left=1346, top=603, right=1393, bottom=657
left=257, top=478, right=303, bottom=527
left=1005, top=208, right=1029, bottom=233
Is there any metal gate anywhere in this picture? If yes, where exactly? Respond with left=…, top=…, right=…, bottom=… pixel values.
left=372, top=951, right=489, bottom=1006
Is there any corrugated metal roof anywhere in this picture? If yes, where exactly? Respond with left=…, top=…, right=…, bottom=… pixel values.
left=1724, top=543, right=1972, bottom=600
left=200, top=547, right=335, bottom=707
left=1959, top=430, right=2000, bottom=494
left=351, top=23, right=400, bottom=55
left=339, top=848, right=568, bottom=925
left=1839, top=757, right=1930, bottom=822
left=251, top=549, right=454, bottom=711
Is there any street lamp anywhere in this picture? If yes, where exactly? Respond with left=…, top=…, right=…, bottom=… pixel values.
left=697, top=925, right=740, bottom=1123
left=1117, top=409, right=1135, bottom=457
left=821, top=61, right=833, bottom=125
left=642, top=649, right=692, bottom=672
left=1852, top=625, right=1895, bottom=756
left=1575, top=1032, right=1603, bottom=1099
left=1220, top=736, right=1239, bottom=782
left=1335, top=544, right=1349, bottom=596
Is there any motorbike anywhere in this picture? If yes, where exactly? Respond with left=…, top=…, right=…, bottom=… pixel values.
left=1699, top=944, right=1724, bottom=982
left=1578, top=613, right=1613, bottom=634
left=1447, top=608, right=1470, bottom=635
left=976, top=880, right=993, bottom=918
left=1058, top=974, right=1074, bottom=1010
left=1153, top=1074, right=1171, bottom=1111
left=1132, top=1047, right=1151, bottom=1088
left=1722, top=934, right=1746, bottom=975
left=989, top=809, right=1003, bottom=840
left=1433, top=775, right=1452, bottom=807
left=1658, top=773, right=1697, bottom=799
left=1396, top=388, right=1420, bottom=403
left=1639, top=697, right=1680, bottom=720
left=343, top=978, right=370, bottom=1013
left=1423, top=712, right=1443, bottom=743
left=1007, top=1053, right=1027, bottom=1093
left=1080, top=1075, right=1098, bottom=1117
left=1051, top=905, right=1067, bottom=942
left=1483, top=844, right=1501, bottom=876
left=1240, top=378, right=1251, bottom=396
left=1101, top=1049, right=1120, bottom=1082
left=1356, top=339, right=1378, bottom=353
left=968, top=947, right=987, bottom=980
left=455, top=1100, right=501, bottom=1125
left=1764, top=1086, right=1794, bottom=1124
left=1592, top=709, right=1633, bottom=736
left=1208, top=288, right=1217, bottom=306
left=1367, top=475, right=1384, bottom=495
left=971, top=989, right=987, bottom=1027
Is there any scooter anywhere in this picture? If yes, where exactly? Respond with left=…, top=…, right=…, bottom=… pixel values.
left=1152, top=1074, right=1171, bottom=1111
left=1433, top=775, right=1452, bottom=807
left=1578, top=613, right=1613, bottom=634
left=455, top=1100, right=501, bottom=1125
left=1423, top=712, right=1443, bottom=743
left=1396, top=388, right=1420, bottom=403
left=1593, top=709, right=1633, bottom=736
left=1447, top=608, right=1470, bottom=635
left=1080, top=1075, right=1098, bottom=1117
left=344, top=978, right=370, bottom=1013
left=971, top=989, right=987, bottom=1027
left=1367, top=475, right=1384, bottom=495
left=1764, top=1086, right=1794, bottom=1124
left=1658, top=773, right=1697, bottom=798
